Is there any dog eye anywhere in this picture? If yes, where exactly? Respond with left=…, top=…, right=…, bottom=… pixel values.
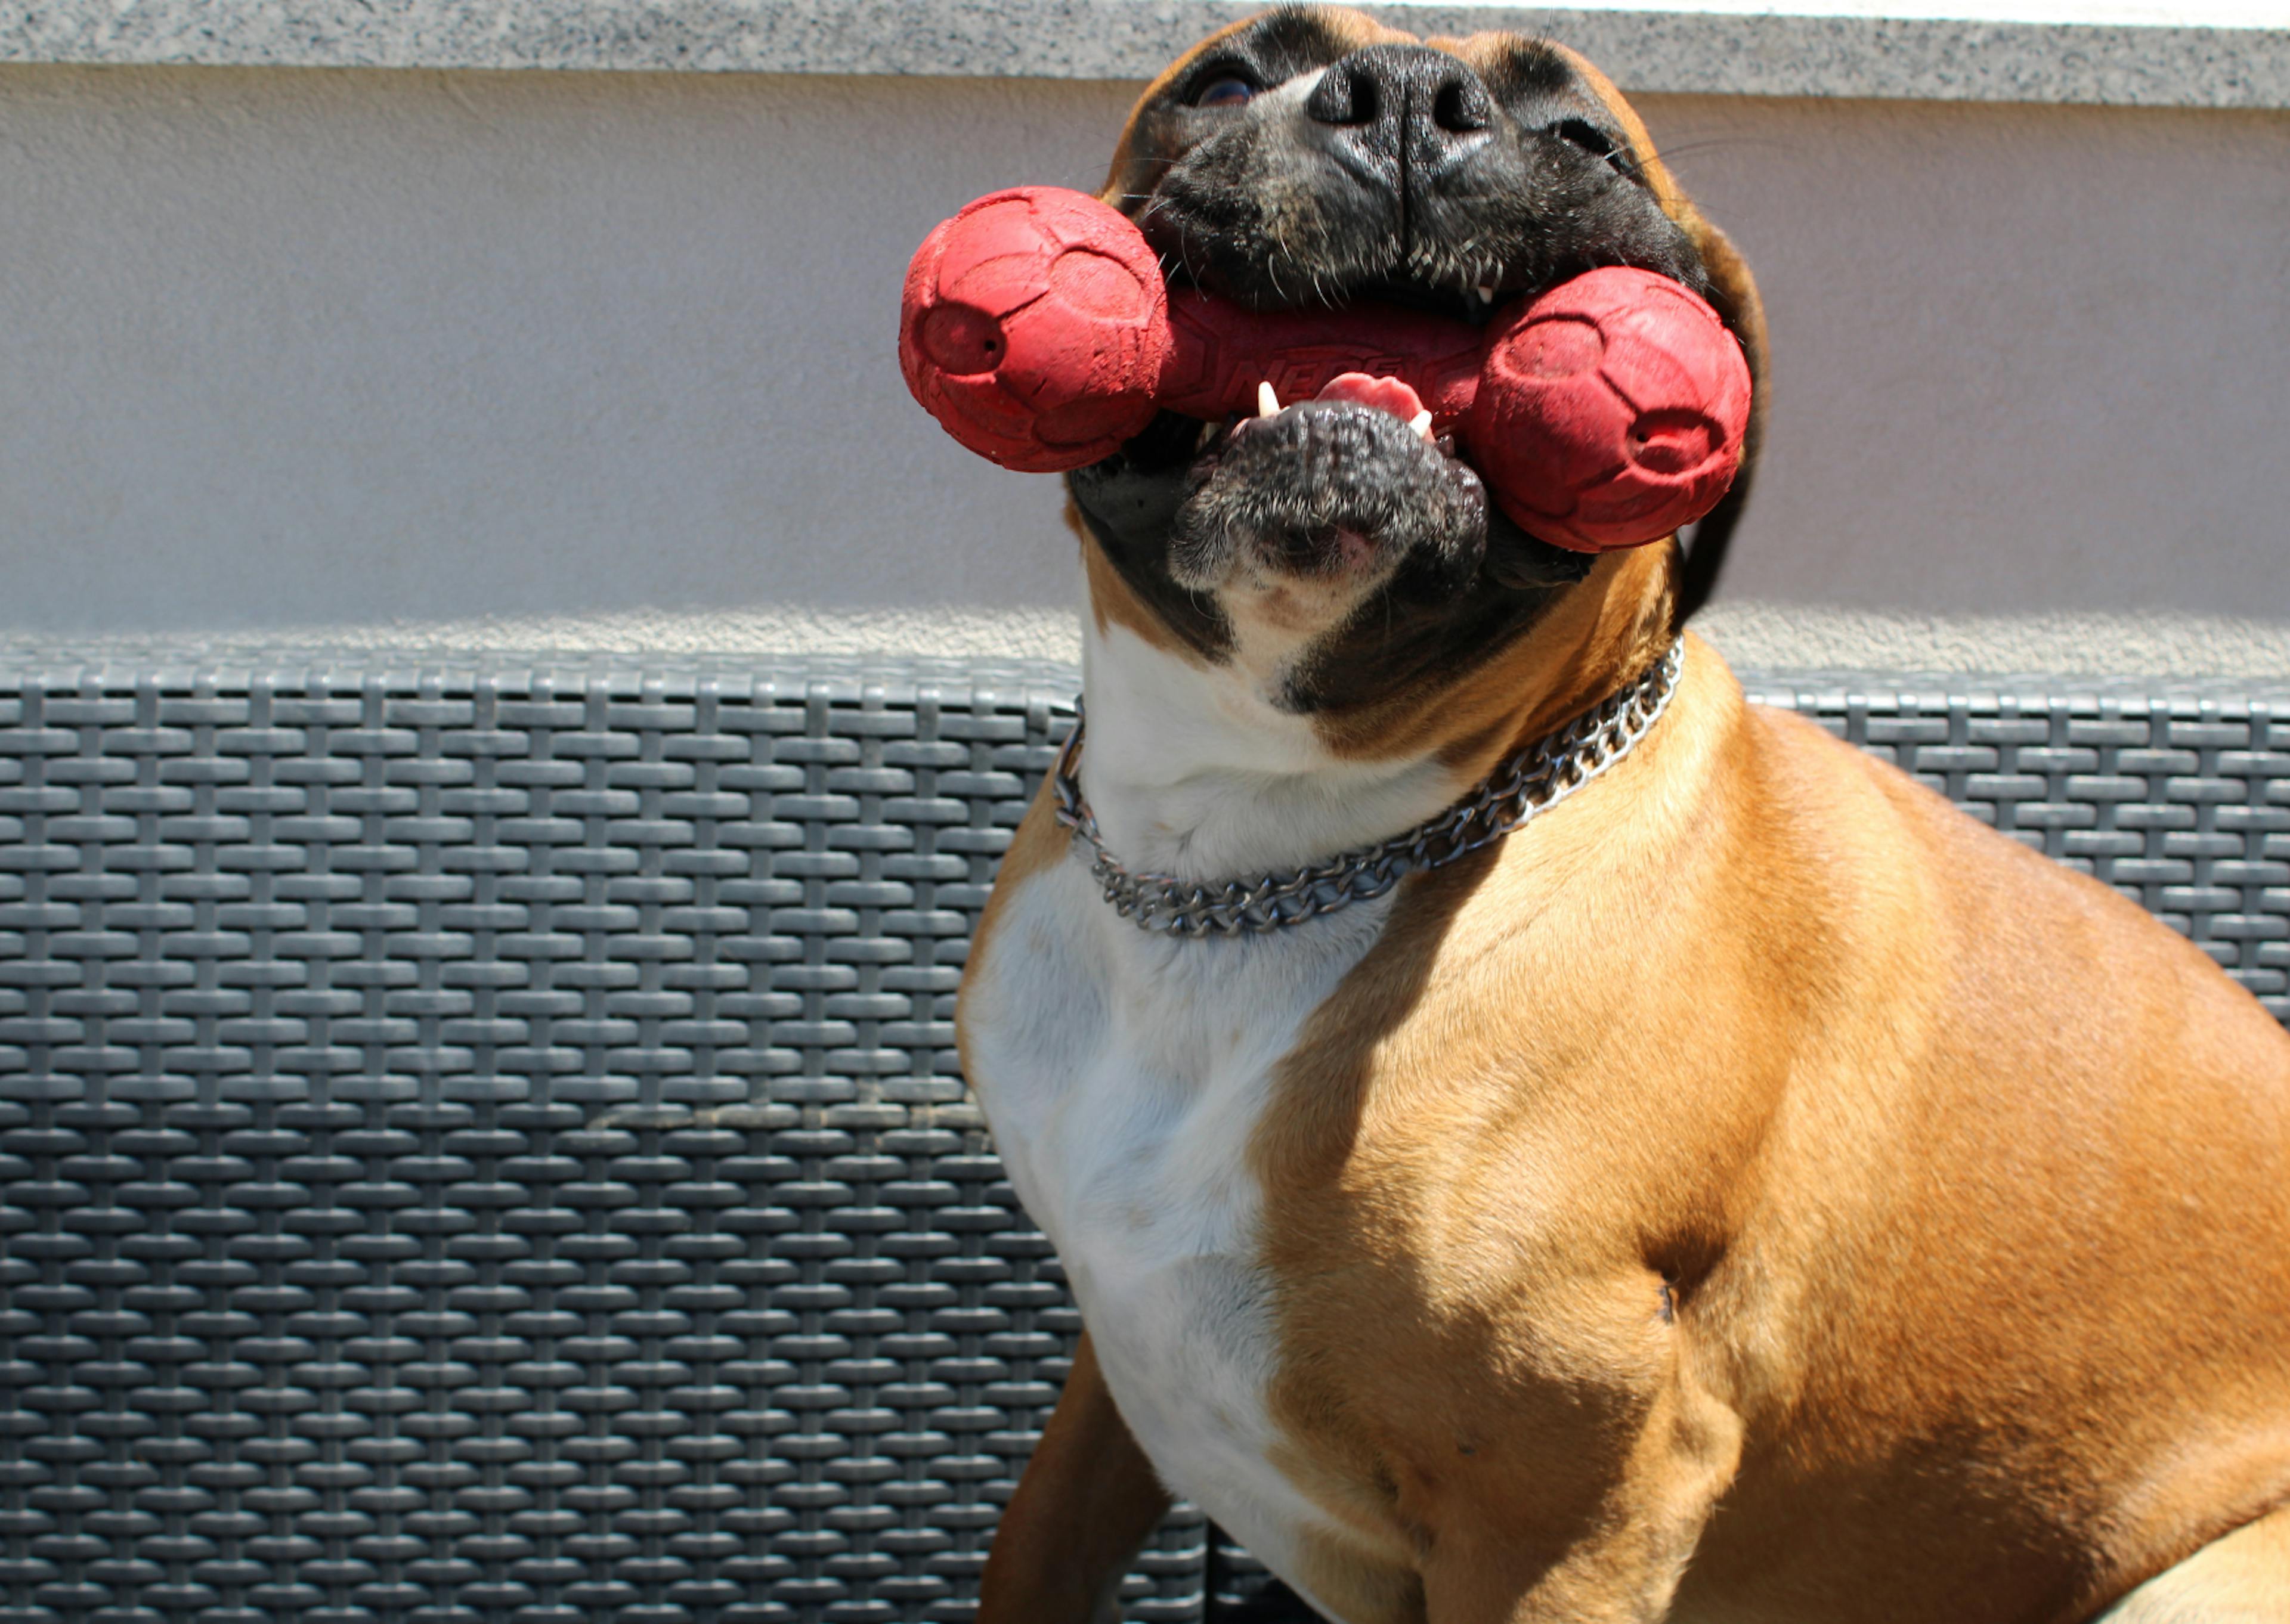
left=1193, top=75, right=1258, bottom=108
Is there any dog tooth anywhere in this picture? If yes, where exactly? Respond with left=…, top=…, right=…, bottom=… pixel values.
left=1477, top=283, right=1496, bottom=304
left=1196, top=419, right=1218, bottom=451
left=1257, top=380, right=1280, bottom=418
left=1410, top=408, right=1435, bottom=440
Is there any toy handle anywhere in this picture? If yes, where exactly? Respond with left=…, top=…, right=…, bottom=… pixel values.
left=1158, top=292, right=1485, bottom=429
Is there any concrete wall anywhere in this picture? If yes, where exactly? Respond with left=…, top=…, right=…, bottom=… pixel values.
left=2, top=63, right=2286, bottom=666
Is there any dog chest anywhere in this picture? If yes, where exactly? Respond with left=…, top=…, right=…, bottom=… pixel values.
left=962, top=850, right=1396, bottom=1586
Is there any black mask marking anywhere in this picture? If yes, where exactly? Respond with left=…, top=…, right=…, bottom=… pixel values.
left=1077, top=9, right=1692, bottom=715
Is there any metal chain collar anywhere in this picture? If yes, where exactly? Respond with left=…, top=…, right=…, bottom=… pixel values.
left=1051, top=637, right=1685, bottom=938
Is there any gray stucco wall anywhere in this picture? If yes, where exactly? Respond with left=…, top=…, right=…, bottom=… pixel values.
left=1, top=60, right=2285, bottom=671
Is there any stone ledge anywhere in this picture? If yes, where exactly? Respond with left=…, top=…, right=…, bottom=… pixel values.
left=7, top=603, right=2287, bottom=680
left=3, top=1, right=2286, bottom=108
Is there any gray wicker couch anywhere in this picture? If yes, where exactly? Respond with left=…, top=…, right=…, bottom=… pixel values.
left=1, top=651, right=2284, bottom=1624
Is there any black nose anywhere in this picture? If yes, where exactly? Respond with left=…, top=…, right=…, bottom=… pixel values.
left=1305, top=45, right=1494, bottom=174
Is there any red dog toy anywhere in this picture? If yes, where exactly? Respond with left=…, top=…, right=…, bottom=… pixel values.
left=898, top=186, right=1752, bottom=552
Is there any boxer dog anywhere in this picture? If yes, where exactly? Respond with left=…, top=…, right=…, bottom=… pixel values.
left=954, top=7, right=2290, bottom=1620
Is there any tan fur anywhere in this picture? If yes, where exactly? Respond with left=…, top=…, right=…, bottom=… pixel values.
left=1072, top=501, right=1199, bottom=659
left=957, top=763, right=1070, bottom=1088
left=1309, top=544, right=1676, bottom=772
left=1248, top=636, right=2290, bottom=1622
left=974, top=1332, right=1174, bottom=1623
left=967, top=11, right=2290, bottom=1622
left=2099, top=1505, right=2290, bottom=1622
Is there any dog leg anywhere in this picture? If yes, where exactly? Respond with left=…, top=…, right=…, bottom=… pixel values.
left=979, top=1330, right=1174, bottom=1624
left=1418, top=1364, right=1743, bottom=1624
left=2091, top=1504, right=2290, bottom=1623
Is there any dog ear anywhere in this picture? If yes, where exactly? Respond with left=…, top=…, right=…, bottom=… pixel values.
left=1670, top=210, right=1769, bottom=624
left=1545, top=45, right=1768, bottom=622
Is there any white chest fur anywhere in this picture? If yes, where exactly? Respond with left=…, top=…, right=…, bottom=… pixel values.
left=960, top=618, right=1473, bottom=1617
left=962, top=845, right=1390, bottom=1604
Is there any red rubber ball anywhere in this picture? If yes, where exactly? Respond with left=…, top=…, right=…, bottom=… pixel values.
left=1471, top=266, right=1751, bottom=551
left=898, top=187, right=1171, bottom=473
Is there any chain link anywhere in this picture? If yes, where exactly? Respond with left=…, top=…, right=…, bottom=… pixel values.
left=1052, top=637, right=1685, bottom=937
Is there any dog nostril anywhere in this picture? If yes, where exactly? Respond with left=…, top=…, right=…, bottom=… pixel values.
left=1306, top=64, right=1379, bottom=126
left=1551, top=119, right=1620, bottom=160
left=1432, top=78, right=1491, bottom=134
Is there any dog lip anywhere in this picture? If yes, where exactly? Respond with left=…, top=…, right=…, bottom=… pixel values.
left=1175, top=397, right=1490, bottom=594
left=1348, top=275, right=1509, bottom=328
left=1158, top=259, right=1518, bottom=329
left=1208, top=394, right=1477, bottom=510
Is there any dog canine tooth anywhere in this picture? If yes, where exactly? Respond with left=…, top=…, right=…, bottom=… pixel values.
left=1410, top=408, right=1435, bottom=440
left=1257, top=380, right=1281, bottom=418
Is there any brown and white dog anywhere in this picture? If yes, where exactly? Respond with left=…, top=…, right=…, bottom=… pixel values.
left=953, top=8, right=2290, bottom=1620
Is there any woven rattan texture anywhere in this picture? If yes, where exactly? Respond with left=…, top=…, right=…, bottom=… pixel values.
left=1, top=653, right=2285, bottom=1624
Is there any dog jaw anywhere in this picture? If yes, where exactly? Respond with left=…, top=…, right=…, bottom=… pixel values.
left=1169, top=399, right=1487, bottom=593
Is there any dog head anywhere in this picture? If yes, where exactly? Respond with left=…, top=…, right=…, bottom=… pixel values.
left=1070, top=4, right=1765, bottom=762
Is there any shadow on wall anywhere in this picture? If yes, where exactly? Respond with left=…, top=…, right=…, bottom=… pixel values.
left=1647, top=92, right=2290, bottom=619
left=0, top=65, right=2284, bottom=635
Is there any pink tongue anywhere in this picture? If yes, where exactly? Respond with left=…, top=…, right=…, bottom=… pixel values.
left=1316, top=371, right=1426, bottom=423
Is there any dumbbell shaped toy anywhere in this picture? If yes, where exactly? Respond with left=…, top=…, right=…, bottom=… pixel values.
left=898, top=185, right=1751, bottom=552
